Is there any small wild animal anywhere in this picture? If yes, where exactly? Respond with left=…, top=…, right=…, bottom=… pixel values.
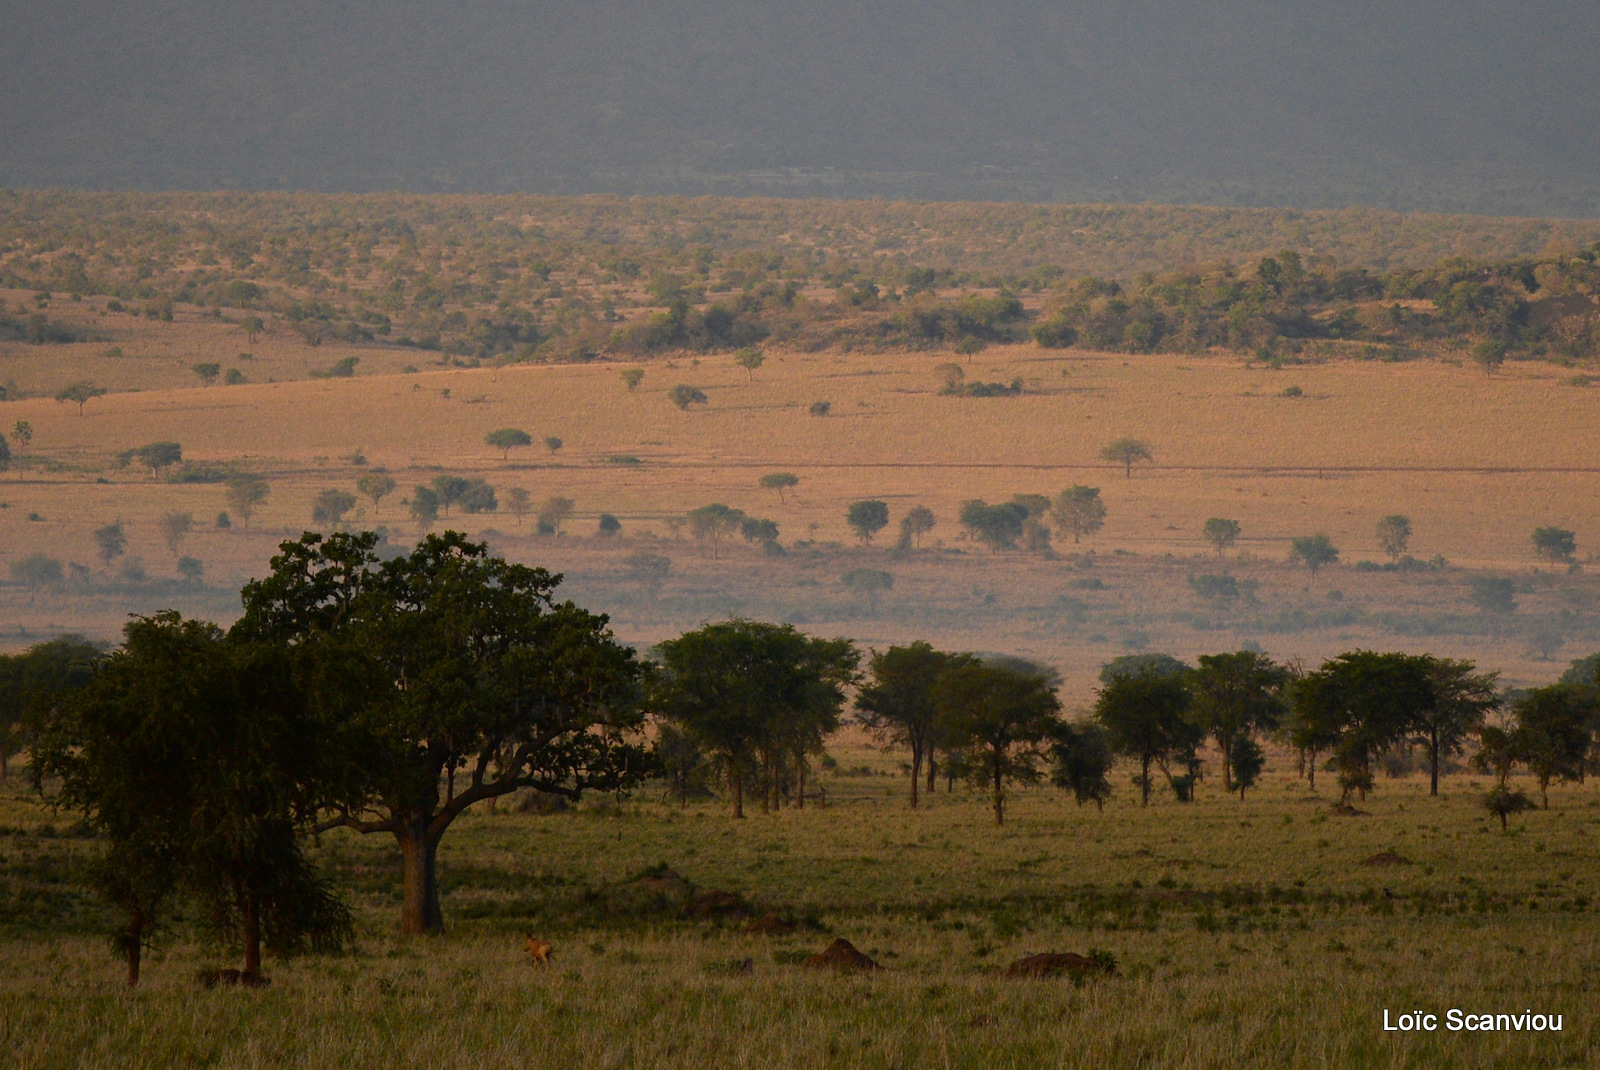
left=525, top=935, right=553, bottom=966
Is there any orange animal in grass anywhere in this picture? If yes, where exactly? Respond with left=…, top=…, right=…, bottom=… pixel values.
left=525, top=935, right=553, bottom=966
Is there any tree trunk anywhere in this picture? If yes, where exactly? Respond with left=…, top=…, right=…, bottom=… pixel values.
left=1307, top=751, right=1316, bottom=791
left=1429, top=729, right=1440, bottom=796
left=125, top=915, right=142, bottom=987
left=909, top=747, right=921, bottom=809
left=241, top=894, right=262, bottom=976
left=1140, top=755, right=1151, bottom=806
left=396, top=818, right=445, bottom=935
left=926, top=753, right=937, bottom=796
left=1218, top=731, right=1234, bottom=793
left=992, top=748, right=1005, bottom=826
left=731, top=765, right=744, bottom=819
left=1239, top=782, right=1246, bottom=801
left=796, top=759, right=806, bottom=811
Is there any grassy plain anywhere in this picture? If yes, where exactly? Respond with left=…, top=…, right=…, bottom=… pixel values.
left=2, top=301, right=1598, bottom=703
left=2, top=731, right=1598, bottom=1069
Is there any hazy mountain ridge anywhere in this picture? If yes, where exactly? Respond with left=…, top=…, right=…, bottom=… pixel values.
left=2, top=2, right=1598, bottom=213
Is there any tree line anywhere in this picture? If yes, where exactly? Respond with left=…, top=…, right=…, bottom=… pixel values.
left=5, top=530, right=1600, bottom=986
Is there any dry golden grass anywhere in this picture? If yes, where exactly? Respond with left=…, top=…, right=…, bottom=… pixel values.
left=3, top=318, right=1599, bottom=704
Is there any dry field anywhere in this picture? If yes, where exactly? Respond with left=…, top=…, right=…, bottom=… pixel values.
left=4, top=301, right=1599, bottom=703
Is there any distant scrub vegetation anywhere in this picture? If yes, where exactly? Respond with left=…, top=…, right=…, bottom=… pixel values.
left=0, top=192, right=1596, bottom=371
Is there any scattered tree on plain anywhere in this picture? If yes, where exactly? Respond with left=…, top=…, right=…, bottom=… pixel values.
left=623, top=551, right=671, bottom=600
left=1051, top=485, right=1106, bottom=544
left=94, top=523, right=127, bottom=568
left=1511, top=683, right=1592, bottom=808
left=897, top=506, right=936, bottom=550
left=1202, top=517, right=1241, bottom=557
left=485, top=428, right=532, bottom=461
left=544, top=436, right=563, bottom=455
left=686, top=503, right=745, bottom=559
left=1532, top=526, right=1577, bottom=565
left=311, top=489, right=357, bottom=529
left=759, top=472, right=799, bottom=504
left=620, top=368, right=645, bottom=392
left=56, top=381, right=106, bottom=414
left=1412, top=658, right=1499, bottom=795
left=734, top=347, right=765, bottom=382
left=846, top=500, right=890, bottom=545
left=10, top=553, right=64, bottom=601
left=1100, top=437, right=1152, bottom=478
left=192, top=363, right=221, bottom=386
left=1293, top=651, right=1433, bottom=804
left=841, top=568, right=893, bottom=613
left=225, top=473, right=270, bottom=530
left=355, top=473, right=397, bottom=515
left=669, top=385, right=709, bottom=410
left=158, top=512, right=193, bottom=557
left=409, top=486, right=440, bottom=529
left=431, top=476, right=471, bottom=516
left=1469, top=576, right=1517, bottom=615
left=129, top=442, right=183, bottom=478
left=654, top=620, right=858, bottom=818
left=1375, top=515, right=1412, bottom=561
left=1290, top=534, right=1340, bottom=577
left=537, top=496, right=574, bottom=534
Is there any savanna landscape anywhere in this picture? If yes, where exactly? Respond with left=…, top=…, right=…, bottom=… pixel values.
left=3, top=192, right=1600, bottom=1069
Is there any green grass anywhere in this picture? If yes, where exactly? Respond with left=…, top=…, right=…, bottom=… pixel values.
left=3, top=744, right=1599, bottom=1068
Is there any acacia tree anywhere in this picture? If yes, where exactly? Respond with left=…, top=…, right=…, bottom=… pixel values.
left=1376, top=515, right=1412, bottom=561
left=1411, top=657, right=1499, bottom=795
left=686, top=503, right=745, bottom=559
left=734, top=347, right=765, bottom=382
left=1512, top=683, right=1592, bottom=808
left=225, top=473, right=270, bottom=530
left=855, top=642, right=974, bottom=808
left=1294, top=651, right=1432, bottom=804
left=56, top=381, right=106, bottom=414
left=485, top=429, right=532, bottom=461
left=1188, top=651, right=1288, bottom=792
left=846, top=500, right=890, bottom=545
left=234, top=531, right=648, bottom=935
left=1050, top=721, right=1115, bottom=810
left=654, top=620, right=858, bottom=818
left=1532, top=526, right=1577, bottom=565
left=1203, top=518, right=1241, bottom=557
left=1101, top=437, right=1152, bottom=478
left=759, top=472, right=799, bottom=504
left=1051, top=485, right=1106, bottom=544
left=356, top=473, right=397, bottom=515
left=898, top=506, right=936, bottom=549
left=94, top=523, right=127, bottom=568
left=935, top=660, right=1061, bottom=824
left=1290, top=534, right=1339, bottom=577
left=1095, top=670, right=1200, bottom=805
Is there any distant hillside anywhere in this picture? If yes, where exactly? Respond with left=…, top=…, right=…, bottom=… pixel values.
left=2, top=2, right=1599, bottom=214
left=2, top=192, right=1597, bottom=382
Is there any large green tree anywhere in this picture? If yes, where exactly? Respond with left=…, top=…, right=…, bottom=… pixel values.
left=1051, top=485, right=1106, bottom=544
left=856, top=642, right=974, bottom=808
left=934, top=660, right=1061, bottom=824
left=654, top=620, right=858, bottom=817
left=1293, top=651, right=1433, bottom=803
left=1188, top=651, right=1288, bottom=793
left=1411, top=657, right=1499, bottom=795
left=1512, top=683, right=1593, bottom=808
left=31, top=614, right=354, bottom=984
left=235, top=531, right=648, bottom=935
left=1095, top=670, right=1200, bottom=805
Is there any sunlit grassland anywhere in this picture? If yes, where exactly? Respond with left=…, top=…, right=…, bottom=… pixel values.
left=3, top=733, right=1599, bottom=1069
